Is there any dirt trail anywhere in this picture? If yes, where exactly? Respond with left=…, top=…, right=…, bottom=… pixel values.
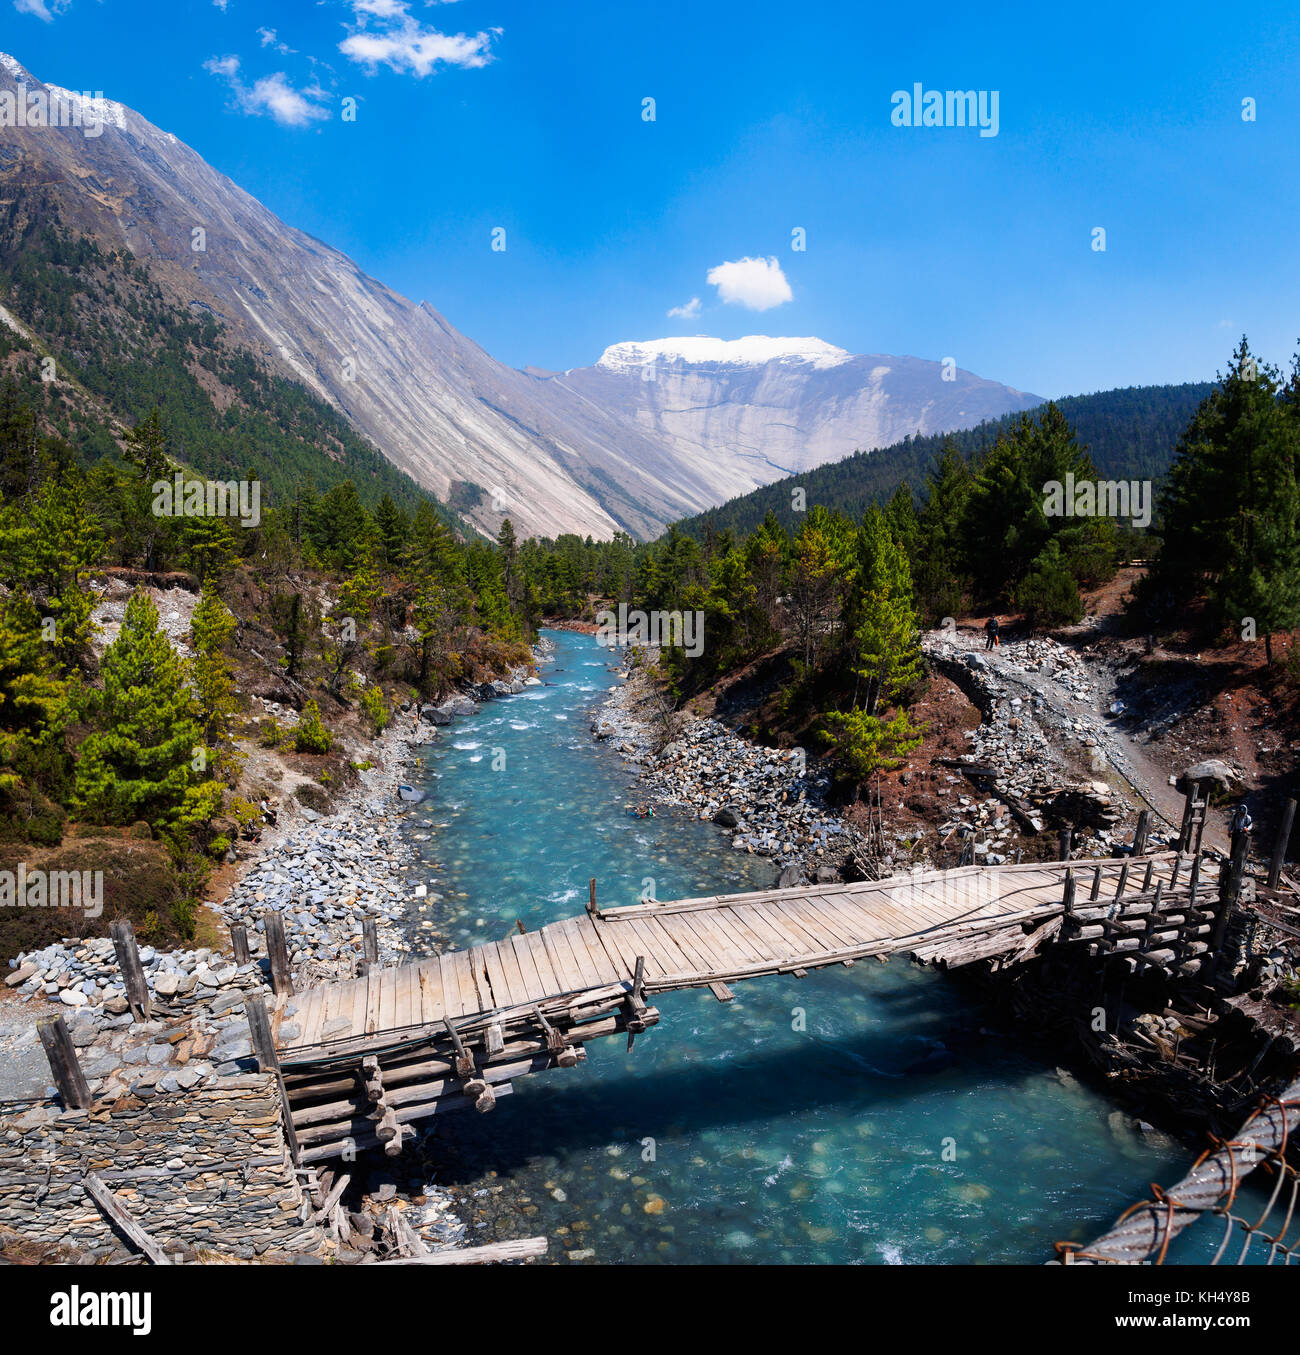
left=929, top=623, right=1230, bottom=855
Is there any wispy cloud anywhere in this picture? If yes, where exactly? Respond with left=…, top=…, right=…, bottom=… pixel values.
left=13, top=0, right=70, bottom=21
left=204, top=56, right=332, bottom=126
left=258, top=27, right=296, bottom=56
left=339, top=0, right=498, bottom=78
left=706, top=256, right=793, bottom=311
left=667, top=297, right=701, bottom=320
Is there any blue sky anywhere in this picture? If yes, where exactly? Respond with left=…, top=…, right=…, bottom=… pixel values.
left=6, top=0, right=1300, bottom=397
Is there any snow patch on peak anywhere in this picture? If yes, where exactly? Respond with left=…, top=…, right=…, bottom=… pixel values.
left=596, top=335, right=852, bottom=373
left=0, top=53, right=28, bottom=80
left=45, top=86, right=130, bottom=132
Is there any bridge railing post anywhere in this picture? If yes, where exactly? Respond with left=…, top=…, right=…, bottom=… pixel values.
left=1131, top=810, right=1150, bottom=857
left=1209, top=826, right=1249, bottom=982
left=1268, top=798, right=1296, bottom=889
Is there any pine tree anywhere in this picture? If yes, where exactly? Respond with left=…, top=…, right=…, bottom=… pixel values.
left=0, top=473, right=101, bottom=670
left=374, top=494, right=408, bottom=567
left=914, top=444, right=973, bottom=623
left=1150, top=339, right=1300, bottom=660
left=821, top=706, right=922, bottom=779
left=74, top=591, right=212, bottom=828
left=189, top=582, right=239, bottom=757
left=844, top=507, right=922, bottom=716
left=0, top=590, right=67, bottom=740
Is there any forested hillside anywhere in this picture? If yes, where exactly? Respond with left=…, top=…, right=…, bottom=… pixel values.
left=0, top=183, right=440, bottom=518
left=672, top=382, right=1215, bottom=541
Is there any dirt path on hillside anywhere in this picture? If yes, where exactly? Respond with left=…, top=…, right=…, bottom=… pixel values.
left=931, top=623, right=1230, bottom=855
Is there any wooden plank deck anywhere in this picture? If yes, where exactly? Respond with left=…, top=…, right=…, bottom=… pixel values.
left=279, top=852, right=1209, bottom=1056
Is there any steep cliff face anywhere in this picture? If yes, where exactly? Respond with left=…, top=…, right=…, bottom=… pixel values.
left=0, top=54, right=1039, bottom=539
left=551, top=338, right=1042, bottom=496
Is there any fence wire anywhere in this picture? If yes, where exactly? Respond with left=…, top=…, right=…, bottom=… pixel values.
left=1056, top=1075, right=1300, bottom=1265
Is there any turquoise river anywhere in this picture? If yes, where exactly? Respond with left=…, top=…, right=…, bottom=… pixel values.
left=396, top=629, right=1239, bottom=1264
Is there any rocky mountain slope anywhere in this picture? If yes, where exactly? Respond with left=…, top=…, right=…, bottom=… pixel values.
left=0, top=53, right=1039, bottom=539
left=551, top=337, right=1041, bottom=500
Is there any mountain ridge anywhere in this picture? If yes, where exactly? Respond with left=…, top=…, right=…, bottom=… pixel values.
left=0, top=51, right=1042, bottom=540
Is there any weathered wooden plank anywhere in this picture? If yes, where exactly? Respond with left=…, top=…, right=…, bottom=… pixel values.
left=651, top=914, right=719, bottom=974
left=520, top=930, right=561, bottom=996
left=575, top=914, right=632, bottom=985
left=538, top=923, right=582, bottom=993
left=677, top=905, right=756, bottom=970
left=480, top=941, right=514, bottom=1010
left=83, top=1172, right=172, bottom=1264
left=768, top=897, right=846, bottom=953
left=363, top=968, right=382, bottom=1035
left=554, top=918, right=607, bottom=989
left=379, top=964, right=401, bottom=1032
left=622, top=916, right=694, bottom=979
left=495, top=936, right=529, bottom=1007
left=509, top=931, right=550, bottom=1002
left=378, top=1236, right=548, bottom=1265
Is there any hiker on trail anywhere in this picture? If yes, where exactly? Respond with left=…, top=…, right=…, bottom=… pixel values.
left=1231, top=803, right=1253, bottom=838
left=984, top=615, right=1000, bottom=650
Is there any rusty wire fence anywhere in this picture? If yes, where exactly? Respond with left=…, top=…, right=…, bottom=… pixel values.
left=1055, top=1075, right=1300, bottom=1264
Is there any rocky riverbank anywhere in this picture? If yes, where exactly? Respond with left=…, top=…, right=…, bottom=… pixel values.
left=0, top=654, right=547, bottom=1263
left=592, top=651, right=865, bottom=886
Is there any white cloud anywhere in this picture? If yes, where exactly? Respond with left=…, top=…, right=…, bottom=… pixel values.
left=212, top=0, right=229, bottom=10
left=13, top=0, right=70, bottom=20
left=258, top=27, right=296, bottom=55
left=667, top=297, right=701, bottom=320
left=204, top=56, right=331, bottom=126
left=705, top=256, right=793, bottom=312
left=339, top=0, right=498, bottom=77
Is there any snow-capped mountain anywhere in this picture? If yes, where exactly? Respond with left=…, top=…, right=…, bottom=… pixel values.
left=0, top=53, right=1041, bottom=538
left=545, top=336, right=1042, bottom=497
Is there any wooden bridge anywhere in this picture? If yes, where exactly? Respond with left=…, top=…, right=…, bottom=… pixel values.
left=259, top=847, right=1235, bottom=1165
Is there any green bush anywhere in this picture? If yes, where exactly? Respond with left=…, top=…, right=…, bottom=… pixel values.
left=294, top=700, right=333, bottom=754
left=359, top=684, right=389, bottom=733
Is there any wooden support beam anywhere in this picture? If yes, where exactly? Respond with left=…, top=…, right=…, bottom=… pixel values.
left=1210, top=826, right=1249, bottom=978
left=246, top=994, right=279, bottom=1071
left=263, top=910, right=293, bottom=995
left=1131, top=809, right=1151, bottom=857
left=230, top=923, right=251, bottom=967
left=83, top=1172, right=173, bottom=1264
left=630, top=955, right=646, bottom=1005
left=1268, top=798, right=1297, bottom=889
left=1062, top=869, right=1076, bottom=920
left=306, top=1171, right=351, bottom=1226
left=246, top=994, right=302, bottom=1165
left=588, top=877, right=598, bottom=917
left=378, top=1236, right=548, bottom=1265
left=532, top=1005, right=578, bottom=1067
left=360, top=919, right=379, bottom=976
left=708, top=982, right=735, bottom=1002
left=37, top=1015, right=92, bottom=1110
left=1113, top=861, right=1130, bottom=900
left=1089, top=867, right=1103, bottom=901
left=109, top=918, right=151, bottom=1022
left=1058, top=828, right=1073, bottom=862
